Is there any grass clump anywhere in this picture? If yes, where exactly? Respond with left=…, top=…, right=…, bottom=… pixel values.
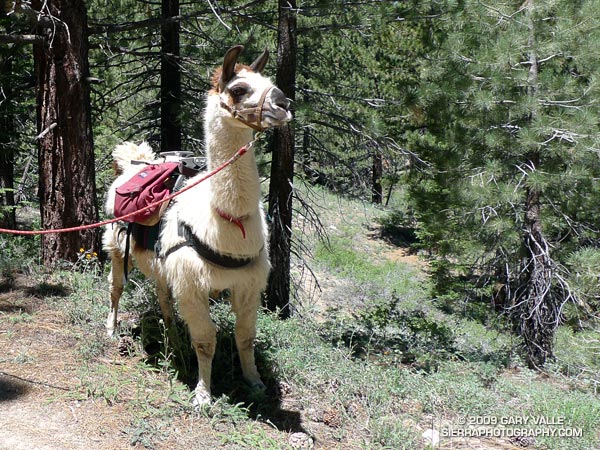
left=217, top=423, right=292, bottom=449
left=258, top=312, right=423, bottom=448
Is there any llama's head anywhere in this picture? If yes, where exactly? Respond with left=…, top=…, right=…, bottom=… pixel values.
left=212, top=45, right=292, bottom=131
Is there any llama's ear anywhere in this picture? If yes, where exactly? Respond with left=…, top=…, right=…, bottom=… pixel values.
left=249, top=48, right=269, bottom=74
left=220, top=45, right=244, bottom=88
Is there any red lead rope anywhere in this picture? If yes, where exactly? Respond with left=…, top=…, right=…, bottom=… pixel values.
left=0, top=143, right=251, bottom=236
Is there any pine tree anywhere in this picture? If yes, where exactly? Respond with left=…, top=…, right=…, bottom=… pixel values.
left=0, top=3, right=17, bottom=229
left=266, top=0, right=297, bottom=317
left=406, top=0, right=600, bottom=367
left=295, top=0, right=426, bottom=202
left=0, top=2, right=35, bottom=229
left=33, top=0, right=99, bottom=264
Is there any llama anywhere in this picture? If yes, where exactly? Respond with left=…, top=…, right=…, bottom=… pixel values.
left=102, top=45, right=292, bottom=405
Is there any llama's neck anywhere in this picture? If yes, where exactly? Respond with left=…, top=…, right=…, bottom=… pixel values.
left=204, top=94, right=261, bottom=217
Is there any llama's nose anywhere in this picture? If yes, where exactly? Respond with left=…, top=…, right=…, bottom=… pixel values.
left=263, top=87, right=292, bottom=124
left=270, top=88, right=290, bottom=111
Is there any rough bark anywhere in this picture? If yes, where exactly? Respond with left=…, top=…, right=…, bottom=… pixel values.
left=266, top=0, right=297, bottom=318
left=160, top=0, right=181, bottom=153
left=0, top=52, right=16, bottom=229
left=33, top=0, right=99, bottom=265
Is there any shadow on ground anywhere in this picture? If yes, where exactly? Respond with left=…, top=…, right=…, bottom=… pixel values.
left=135, top=307, right=305, bottom=434
left=0, top=271, right=69, bottom=313
left=0, top=374, right=30, bottom=402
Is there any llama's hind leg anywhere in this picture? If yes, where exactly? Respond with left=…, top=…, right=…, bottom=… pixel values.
left=156, top=279, right=175, bottom=329
left=106, top=251, right=131, bottom=337
left=178, top=291, right=216, bottom=406
left=231, top=291, right=265, bottom=391
left=156, top=279, right=183, bottom=352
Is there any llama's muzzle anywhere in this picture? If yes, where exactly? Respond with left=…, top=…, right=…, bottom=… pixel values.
left=262, top=87, right=292, bottom=126
left=221, top=86, right=291, bottom=131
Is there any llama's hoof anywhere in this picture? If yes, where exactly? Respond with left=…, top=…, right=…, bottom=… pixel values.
left=247, top=380, right=266, bottom=393
left=245, top=379, right=267, bottom=402
left=192, top=389, right=212, bottom=409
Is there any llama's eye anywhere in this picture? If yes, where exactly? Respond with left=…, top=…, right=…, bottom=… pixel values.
left=229, top=86, right=248, bottom=98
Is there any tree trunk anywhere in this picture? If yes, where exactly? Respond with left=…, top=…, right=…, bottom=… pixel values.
left=515, top=0, right=560, bottom=368
left=0, top=53, right=16, bottom=229
left=266, top=0, right=297, bottom=318
left=0, top=4, right=16, bottom=229
left=519, top=181, right=558, bottom=368
left=160, top=0, right=181, bottom=153
left=33, top=0, right=99, bottom=265
left=372, top=152, right=383, bottom=204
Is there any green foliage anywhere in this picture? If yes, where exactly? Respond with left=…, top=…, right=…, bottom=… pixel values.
left=566, top=248, right=600, bottom=311
left=218, top=423, right=291, bottom=450
left=259, top=312, right=424, bottom=449
left=404, top=0, right=600, bottom=321
left=2, top=1, right=600, bottom=445
left=294, top=0, right=428, bottom=199
left=0, top=234, right=40, bottom=272
left=552, top=327, right=600, bottom=383
left=0, top=4, right=36, bottom=211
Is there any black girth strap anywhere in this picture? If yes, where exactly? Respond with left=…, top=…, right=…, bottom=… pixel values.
left=123, top=223, right=133, bottom=282
left=161, top=221, right=256, bottom=269
left=123, top=222, right=161, bottom=283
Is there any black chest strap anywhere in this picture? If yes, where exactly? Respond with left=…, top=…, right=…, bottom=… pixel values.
left=159, top=221, right=257, bottom=269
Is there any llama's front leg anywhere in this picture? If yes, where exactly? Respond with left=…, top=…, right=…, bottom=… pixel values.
left=106, top=252, right=129, bottom=337
left=178, top=292, right=216, bottom=406
left=231, top=292, right=265, bottom=392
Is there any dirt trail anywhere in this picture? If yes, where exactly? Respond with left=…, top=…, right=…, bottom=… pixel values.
left=0, top=395, right=128, bottom=450
left=0, top=276, right=134, bottom=450
left=0, top=274, right=316, bottom=450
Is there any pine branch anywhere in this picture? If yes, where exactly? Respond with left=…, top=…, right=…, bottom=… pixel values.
left=0, top=34, right=43, bottom=44
left=89, top=42, right=159, bottom=58
left=88, top=17, right=165, bottom=35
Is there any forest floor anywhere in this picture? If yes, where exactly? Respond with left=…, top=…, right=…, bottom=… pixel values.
left=0, top=239, right=476, bottom=449
left=0, top=272, right=276, bottom=450
left=1, top=187, right=600, bottom=450
left=0, top=252, right=500, bottom=450
left=0, top=273, right=149, bottom=450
